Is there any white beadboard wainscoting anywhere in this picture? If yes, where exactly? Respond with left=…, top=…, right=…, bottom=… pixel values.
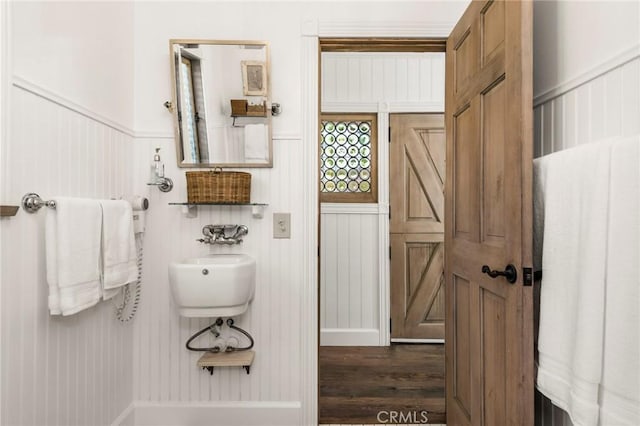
left=0, top=82, right=135, bottom=426
left=533, top=53, right=640, bottom=426
left=320, top=204, right=380, bottom=346
left=322, top=52, right=445, bottom=111
left=128, top=135, right=303, bottom=424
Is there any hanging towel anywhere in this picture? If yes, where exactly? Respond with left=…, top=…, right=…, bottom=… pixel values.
left=599, top=136, right=640, bottom=425
left=244, top=123, right=268, bottom=162
left=45, top=197, right=102, bottom=315
left=535, top=141, right=612, bottom=426
left=98, top=200, right=137, bottom=300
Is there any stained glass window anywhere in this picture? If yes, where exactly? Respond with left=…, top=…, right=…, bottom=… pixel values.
left=320, top=114, right=377, bottom=203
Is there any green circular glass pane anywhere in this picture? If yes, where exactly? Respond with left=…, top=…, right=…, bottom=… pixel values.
left=348, top=181, right=359, bottom=191
left=359, top=122, right=370, bottom=133
left=348, top=134, right=358, bottom=144
left=360, top=146, right=370, bottom=157
left=325, top=181, right=336, bottom=191
left=336, top=122, right=347, bottom=132
left=336, top=146, right=347, bottom=156
left=336, top=158, right=347, bottom=168
left=324, top=134, right=335, bottom=145
left=324, top=122, right=335, bottom=132
left=325, top=169, right=335, bottom=180
left=359, top=134, right=370, bottom=144
left=348, top=146, right=358, bottom=156
left=325, top=146, right=335, bottom=156
left=360, top=169, right=370, bottom=180
left=348, top=169, right=359, bottom=179
left=337, top=169, right=347, bottom=180
left=360, top=158, right=370, bottom=168
left=348, top=122, right=358, bottom=133
left=324, top=158, right=335, bottom=168
left=359, top=181, right=371, bottom=192
left=336, top=134, right=348, bottom=145
left=348, top=158, right=359, bottom=168
left=337, top=181, right=347, bottom=191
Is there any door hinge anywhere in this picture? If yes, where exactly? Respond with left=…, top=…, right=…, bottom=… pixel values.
left=389, top=126, right=391, bottom=143
left=389, top=246, right=391, bottom=259
left=317, top=246, right=320, bottom=257
left=389, top=318, right=392, bottom=334
left=523, top=267, right=543, bottom=286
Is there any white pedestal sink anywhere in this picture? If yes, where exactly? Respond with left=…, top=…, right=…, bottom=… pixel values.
left=169, top=254, right=256, bottom=317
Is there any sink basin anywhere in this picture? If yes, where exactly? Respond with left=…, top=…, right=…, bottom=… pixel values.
left=169, top=254, right=256, bottom=317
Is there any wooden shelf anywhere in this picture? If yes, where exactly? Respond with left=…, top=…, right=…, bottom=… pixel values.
left=0, top=206, right=19, bottom=217
left=197, top=350, right=255, bottom=375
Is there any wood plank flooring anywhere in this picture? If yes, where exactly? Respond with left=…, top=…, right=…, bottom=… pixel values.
left=319, top=344, right=445, bottom=424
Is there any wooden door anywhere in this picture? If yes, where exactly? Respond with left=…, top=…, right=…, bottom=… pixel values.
left=390, top=114, right=445, bottom=340
left=445, top=1, right=533, bottom=425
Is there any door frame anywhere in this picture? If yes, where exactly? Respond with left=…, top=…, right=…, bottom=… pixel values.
left=301, top=18, right=457, bottom=424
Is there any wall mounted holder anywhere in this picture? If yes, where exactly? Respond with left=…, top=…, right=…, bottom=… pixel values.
left=0, top=205, right=19, bottom=217
left=147, top=176, right=174, bottom=192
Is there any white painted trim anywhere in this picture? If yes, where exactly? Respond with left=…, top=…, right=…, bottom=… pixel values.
left=134, top=131, right=303, bottom=141
left=110, top=403, right=135, bottom=426
left=320, top=203, right=379, bottom=215
left=320, top=328, right=381, bottom=346
left=391, top=338, right=445, bottom=344
left=533, top=43, right=640, bottom=107
left=133, top=131, right=173, bottom=139
left=0, top=2, right=8, bottom=423
left=303, top=18, right=457, bottom=424
left=322, top=101, right=379, bottom=113
left=124, top=401, right=302, bottom=426
left=322, top=101, right=444, bottom=114
left=377, top=112, right=391, bottom=347
left=11, top=76, right=136, bottom=137
left=301, top=29, right=319, bottom=426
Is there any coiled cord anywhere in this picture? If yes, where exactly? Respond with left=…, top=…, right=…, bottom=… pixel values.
left=114, top=233, right=143, bottom=322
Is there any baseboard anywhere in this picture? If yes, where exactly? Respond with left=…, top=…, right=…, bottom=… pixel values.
left=111, top=403, right=135, bottom=426
left=116, top=401, right=302, bottom=426
left=320, top=328, right=381, bottom=346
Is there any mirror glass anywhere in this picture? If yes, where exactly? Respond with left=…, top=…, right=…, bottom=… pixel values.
left=169, top=39, right=272, bottom=167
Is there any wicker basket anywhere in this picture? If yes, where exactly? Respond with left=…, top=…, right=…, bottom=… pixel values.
left=186, top=169, right=251, bottom=204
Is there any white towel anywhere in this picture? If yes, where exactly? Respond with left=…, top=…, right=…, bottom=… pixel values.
left=244, top=123, right=268, bottom=162
left=599, top=136, right=640, bottom=425
left=45, top=197, right=102, bottom=315
left=99, top=200, right=137, bottom=300
left=535, top=141, right=612, bottom=426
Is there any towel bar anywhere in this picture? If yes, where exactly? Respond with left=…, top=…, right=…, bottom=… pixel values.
left=22, top=193, right=56, bottom=213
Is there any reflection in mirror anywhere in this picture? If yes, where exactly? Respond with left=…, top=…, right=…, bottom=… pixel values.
left=169, top=40, right=272, bottom=168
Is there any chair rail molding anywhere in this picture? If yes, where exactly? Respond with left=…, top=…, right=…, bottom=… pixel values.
left=301, top=17, right=455, bottom=425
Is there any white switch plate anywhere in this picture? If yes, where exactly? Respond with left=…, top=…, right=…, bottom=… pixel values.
left=273, top=212, right=291, bottom=239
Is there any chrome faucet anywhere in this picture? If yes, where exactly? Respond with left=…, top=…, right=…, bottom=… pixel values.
left=198, top=224, right=248, bottom=245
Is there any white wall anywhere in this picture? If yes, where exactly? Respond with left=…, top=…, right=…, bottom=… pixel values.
left=533, top=2, right=640, bottom=425
left=319, top=51, right=445, bottom=346
left=132, top=1, right=466, bottom=424
left=11, top=1, right=135, bottom=131
left=0, top=2, right=136, bottom=426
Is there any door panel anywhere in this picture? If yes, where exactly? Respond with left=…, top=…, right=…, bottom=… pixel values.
left=390, top=114, right=445, bottom=340
left=445, top=1, right=533, bottom=425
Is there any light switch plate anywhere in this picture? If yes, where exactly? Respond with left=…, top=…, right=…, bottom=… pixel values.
left=273, top=212, right=291, bottom=239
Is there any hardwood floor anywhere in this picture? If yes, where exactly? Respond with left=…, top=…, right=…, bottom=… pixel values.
left=319, top=344, right=445, bottom=424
